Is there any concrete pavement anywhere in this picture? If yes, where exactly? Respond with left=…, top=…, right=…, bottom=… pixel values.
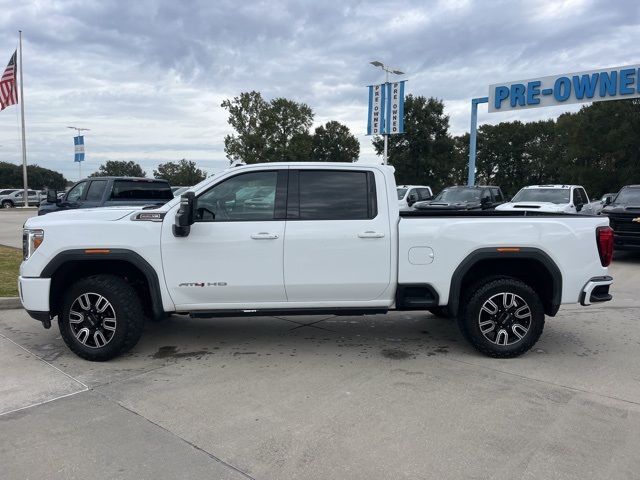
left=1, top=253, right=639, bottom=479
left=0, top=209, right=35, bottom=249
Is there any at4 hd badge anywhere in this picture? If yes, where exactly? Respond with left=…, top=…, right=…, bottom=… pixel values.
left=178, top=282, right=228, bottom=287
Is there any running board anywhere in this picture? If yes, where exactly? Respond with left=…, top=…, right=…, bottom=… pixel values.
left=188, top=307, right=389, bottom=318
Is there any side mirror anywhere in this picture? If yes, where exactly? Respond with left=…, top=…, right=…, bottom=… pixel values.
left=575, top=203, right=584, bottom=212
left=173, top=192, right=196, bottom=237
left=46, top=189, right=58, bottom=203
left=604, top=196, right=612, bottom=205
left=407, top=194, right=418, bottom=206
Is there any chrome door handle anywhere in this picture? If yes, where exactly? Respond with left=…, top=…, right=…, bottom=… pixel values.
left=358, top=231, right=385, bottom=238
left=250, top=232, right=279, bottom=240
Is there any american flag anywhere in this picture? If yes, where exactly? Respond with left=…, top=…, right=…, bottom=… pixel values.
left=0, top=51, right=17, bottom=111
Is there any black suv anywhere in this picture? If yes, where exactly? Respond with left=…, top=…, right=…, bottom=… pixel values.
left=39, top=177, right=174, bottom=215
left=413, top=185, right=505, bottom=211
left=601, top=185, right=640, bottom=250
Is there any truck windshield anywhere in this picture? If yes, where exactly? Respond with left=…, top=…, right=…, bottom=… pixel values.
left=397, top=188, right=407, bottom=200
left=110, top=181, right=174, bottom=201
left=434, top=188, right=480, bottom=202
left=614, top=187, right=640, bottom=204
left=511, top=188, right=570, bottom=204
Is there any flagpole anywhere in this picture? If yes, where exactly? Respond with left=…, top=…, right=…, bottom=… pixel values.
left=18, top=30, right=28, bottom=207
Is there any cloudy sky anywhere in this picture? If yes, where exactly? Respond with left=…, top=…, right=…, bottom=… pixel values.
left=0, top=0, right=638, bottom=181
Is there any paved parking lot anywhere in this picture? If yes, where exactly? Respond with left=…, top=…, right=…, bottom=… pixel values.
left=0, top=209, right=34, bottom=249
left=1, top=210, right=639, bottom=479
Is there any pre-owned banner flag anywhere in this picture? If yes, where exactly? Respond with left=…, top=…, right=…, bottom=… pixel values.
left=74, top=135, right=85, bottom=162
left=367, top=83, right=385, bottom=135
left=385, top=80, right=405, bottom=134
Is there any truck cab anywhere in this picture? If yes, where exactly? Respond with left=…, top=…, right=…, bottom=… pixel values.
left=38, top=177, right=174, bottom=215
left=397, top=185, right=433, bottom=209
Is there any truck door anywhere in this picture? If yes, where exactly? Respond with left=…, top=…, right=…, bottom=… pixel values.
left=283, top=168, right=392, bottom=302
left=161, top=169, right=288, bottom=309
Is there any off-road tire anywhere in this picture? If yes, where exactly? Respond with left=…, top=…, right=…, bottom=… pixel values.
left=458, top=277, right=545, bottom=358
left=59, top=274, right=144, bottom=361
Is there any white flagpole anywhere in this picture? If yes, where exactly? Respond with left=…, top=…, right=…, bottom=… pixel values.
left=18, top=30, right=28, bottom=207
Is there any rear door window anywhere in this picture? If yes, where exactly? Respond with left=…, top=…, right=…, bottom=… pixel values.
left=417, top=188, right=431, bottom=200
left=295, top=170, right=376, bottom=220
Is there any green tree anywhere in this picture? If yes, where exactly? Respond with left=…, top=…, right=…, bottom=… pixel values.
left=221, top=91, right=269, bottom=164
left=153, top=159, right=206, bottom=186
left=0, top=162, right=67, bottom=189
left=90, top=160, right=146, bottom=178
left=311, top=121, right=360, bottom=162
left=553, top=99, right=640, bottom=196
left=222, top=92, right=315, bottom=163
left=261, top=98, right=314, bottom=162
left=373, top=95, right=460, bottom=192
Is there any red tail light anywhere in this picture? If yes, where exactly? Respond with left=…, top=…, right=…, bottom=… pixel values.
left=596, top=226, right=614, bottom=267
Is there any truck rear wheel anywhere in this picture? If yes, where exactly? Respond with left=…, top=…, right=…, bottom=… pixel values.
left=458, top=278, right=544, bottom=358
left=59, top=274, right=144, bottom=361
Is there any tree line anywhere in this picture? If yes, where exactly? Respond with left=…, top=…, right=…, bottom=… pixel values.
left=3, top=92, right=638, bottom=197
left=382, top=96, right=640, bottom=197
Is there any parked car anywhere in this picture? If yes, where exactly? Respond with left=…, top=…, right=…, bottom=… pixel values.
left=0, top=188, right=20, bottom=197
left=413, top=185, right=505, bottom=211
left=397, top=185, right=433, bottom=209
left=38, top=177, right=174, bottom=215
left=496, top=185, right=596, bottom=215
left=20, top=162, right=612, bottom=361
left=1, top=189, right=42, bottom=208
left=600, top=185, right=640, bottom=250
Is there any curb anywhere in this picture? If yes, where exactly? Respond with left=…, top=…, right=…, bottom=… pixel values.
left=0, top=297, right=22, bottom=310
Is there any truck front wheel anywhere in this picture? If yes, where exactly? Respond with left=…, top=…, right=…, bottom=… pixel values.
left=458, top=278, right=545, bottom=358
left=59, top=275, right=145, bottom=361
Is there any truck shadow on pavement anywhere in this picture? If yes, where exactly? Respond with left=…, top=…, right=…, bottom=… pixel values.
left=136, top=311, right=465, bottom=363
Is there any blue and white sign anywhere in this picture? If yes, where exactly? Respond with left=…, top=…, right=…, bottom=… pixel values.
left=386, top=81, right=405, bottom=134
left=74, top=135, right=85, bottom=162
left=367, top=80, right=406, bottom=135
left=488, top=64, right=640, bottom=112
left=367, top=83, right=385, bottom=135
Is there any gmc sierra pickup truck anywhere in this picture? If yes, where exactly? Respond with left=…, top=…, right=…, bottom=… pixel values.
left=19, top=162, right=614, bottom=361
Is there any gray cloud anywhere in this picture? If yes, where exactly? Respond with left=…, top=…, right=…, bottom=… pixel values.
left=0, top=0, right=637, bottom=181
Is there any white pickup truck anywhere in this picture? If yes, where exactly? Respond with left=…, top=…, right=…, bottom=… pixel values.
left=19, top=163, right=614, bottom=361
left=496, top=184, right=597, bottom=215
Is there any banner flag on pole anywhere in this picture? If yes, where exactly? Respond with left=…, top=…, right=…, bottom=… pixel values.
left=74, top=135, right=85, bottom=162
left=367, top=80, right=406, bottom=135
left=384, top=80, right=406, bottom=134
left=367, top=83, right=386, bottom=135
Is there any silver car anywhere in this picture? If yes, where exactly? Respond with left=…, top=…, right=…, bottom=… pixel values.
left=0, top=189, right=42, bottom=208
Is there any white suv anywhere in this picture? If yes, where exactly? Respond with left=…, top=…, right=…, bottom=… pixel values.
left=397, top=185, right=433, bottom=209
left=496, top=185, right=596, bottom=215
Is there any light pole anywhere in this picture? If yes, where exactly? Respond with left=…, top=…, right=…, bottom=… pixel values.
left=67, top=126, right=90, bottom=179
left=370, top=61, right=404, bottom=165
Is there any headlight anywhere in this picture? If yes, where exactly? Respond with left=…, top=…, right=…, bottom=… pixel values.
left=22, top=229, right=44, bottom=260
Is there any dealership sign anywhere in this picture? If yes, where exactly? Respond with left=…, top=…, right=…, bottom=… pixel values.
left=367, top=81, right=406, bottom=135
left=74, top=135, right=85, bottom=162
left=488, top=64, right=640, bottom=112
